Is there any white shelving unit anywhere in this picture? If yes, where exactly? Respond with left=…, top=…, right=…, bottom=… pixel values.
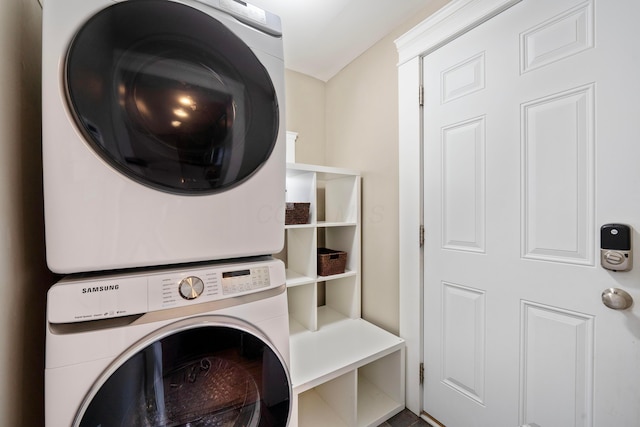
left=282, top=163, right=405, bottom=427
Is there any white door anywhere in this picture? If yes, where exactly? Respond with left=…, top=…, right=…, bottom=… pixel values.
left=422, top=0, right=640, bottom=426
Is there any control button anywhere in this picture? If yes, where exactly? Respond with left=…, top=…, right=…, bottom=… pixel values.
left=604, top=251, right=625, bottom=265
left=178, top=276, right=205, bottom=300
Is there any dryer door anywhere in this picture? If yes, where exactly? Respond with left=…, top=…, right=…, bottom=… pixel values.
left=73, top=319, right=291, bottom=427
left=65, top=0, right=279, bottom=195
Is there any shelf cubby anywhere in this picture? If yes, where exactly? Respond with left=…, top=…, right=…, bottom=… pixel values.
left=285, top=163, right=405, bottom=427
left=284, top=163, right=361, bottom=333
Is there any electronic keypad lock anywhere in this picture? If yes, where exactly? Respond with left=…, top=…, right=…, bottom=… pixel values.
left=600, top=224, right=632, bottom=272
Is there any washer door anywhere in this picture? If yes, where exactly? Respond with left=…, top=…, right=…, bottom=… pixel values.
left=73, top=318, right=290, bottom=427
left=65, top=0, right=279, bottom=195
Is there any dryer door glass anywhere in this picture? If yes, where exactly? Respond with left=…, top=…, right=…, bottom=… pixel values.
left=66, top=0, right=279, bottom=195
left=75, top=325, right=290, bottom=426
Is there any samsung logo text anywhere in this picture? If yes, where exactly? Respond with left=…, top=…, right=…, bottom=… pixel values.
left=82, top=284, right=120, bottom=294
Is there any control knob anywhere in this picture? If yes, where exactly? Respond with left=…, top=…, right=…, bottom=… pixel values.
left=178, top=276, right=205, bottom=300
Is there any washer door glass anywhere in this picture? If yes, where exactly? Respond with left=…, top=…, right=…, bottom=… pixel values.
left=75, top=325, right=290, bottom=426
left=66, top=0, right=279, bottom=195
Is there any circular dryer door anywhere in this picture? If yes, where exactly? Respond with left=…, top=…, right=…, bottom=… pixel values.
left=65, top=0, right=279, bottom=195
left=73, top=318, right=291, bottom=427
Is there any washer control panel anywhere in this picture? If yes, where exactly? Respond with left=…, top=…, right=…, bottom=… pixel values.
left=152, top=265, right=271, bottom=308
left=47, top=259, right=285, bottom=324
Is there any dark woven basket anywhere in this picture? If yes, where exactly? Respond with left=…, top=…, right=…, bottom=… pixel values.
left=317, top=248, right=347, bottom=276
left=285, top=202, right=310, bottom=225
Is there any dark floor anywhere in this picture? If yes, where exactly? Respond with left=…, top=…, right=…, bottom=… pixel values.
left=377, top=409, right=432, bottom=427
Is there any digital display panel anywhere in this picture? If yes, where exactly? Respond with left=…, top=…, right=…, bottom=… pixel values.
left=222, top=269, right=251, bottom=279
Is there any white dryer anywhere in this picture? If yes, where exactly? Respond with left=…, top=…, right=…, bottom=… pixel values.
left=42, top=0, right=286, bottom=274
left=45, top=257, right=291, bottom=426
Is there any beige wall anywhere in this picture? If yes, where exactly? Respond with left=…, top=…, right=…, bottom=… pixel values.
left=286, top=1, right=449, bottom=334
left=0, top=0, right=53, bottom=425
left=284, top=69, right=327, bottom=165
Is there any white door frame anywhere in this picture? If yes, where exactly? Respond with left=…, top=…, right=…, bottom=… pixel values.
left=394, top=0, right=522, bottom=415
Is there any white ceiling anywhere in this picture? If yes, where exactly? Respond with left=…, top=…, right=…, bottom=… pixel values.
left=247, top=0, right=436, bottom=81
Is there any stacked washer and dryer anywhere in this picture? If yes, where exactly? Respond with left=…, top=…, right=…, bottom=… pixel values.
left=42, top=0, right=291, bottom=425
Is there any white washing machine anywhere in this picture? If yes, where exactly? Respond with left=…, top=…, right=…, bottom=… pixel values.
left=42, top=0, right=286, bottom=274
left=45, top=257, right=291, bottom=426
